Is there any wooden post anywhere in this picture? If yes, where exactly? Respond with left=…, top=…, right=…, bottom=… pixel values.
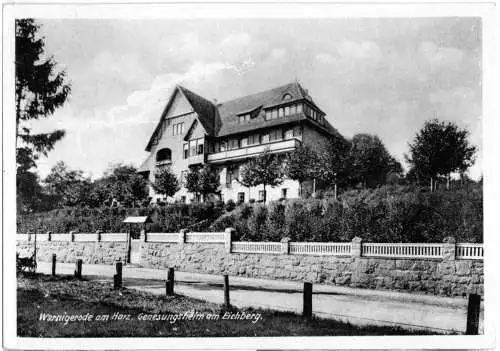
left=74, top=259, right=83, bottom=279
left=303, top=282, right=313, bottom=319
left=466, top=294, right=481, bottom=335
left=113, top=274, right=119, bottom=289
left=115, top=261, right=123, bottom=289
left=165, top=280, right=174, bottom=296
left=223, top=274, right=230, bottom=308
left=51, top=254, right=56, bottom=276
left=166, top=267, right=175, bottom=295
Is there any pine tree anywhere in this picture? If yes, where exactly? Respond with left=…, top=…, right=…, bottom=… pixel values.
left=15, top=19, right=71, bottom=212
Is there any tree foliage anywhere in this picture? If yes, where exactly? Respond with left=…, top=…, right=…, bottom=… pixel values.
left=15, top=19, right=71, bottom=212
left=185, top=165, right=220, bottom=201
left=44, top=161, right=91, bottom=208
left=92, top=163, right=149, bottom=207
left=349, top=134, right=402, bottom=188
left=240, top=150, right=285, bottom=202
left=152, top=166, right=179, bottom=198
left=406, top=119, right=477, bottom=187
left=15, top=19, right=71, bottom=168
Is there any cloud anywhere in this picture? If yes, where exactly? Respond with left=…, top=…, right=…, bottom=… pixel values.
left=337, top=40, right=381, bottom=60
left=419, top=41, right=464, bottom=70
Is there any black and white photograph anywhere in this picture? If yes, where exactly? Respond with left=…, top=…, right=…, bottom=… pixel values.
left=3, top=2, right=497, bottom=350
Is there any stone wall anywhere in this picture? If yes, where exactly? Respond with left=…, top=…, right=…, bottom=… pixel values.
left=140, top=241, right=484, bottom=297
left=16, top=241, right=128, bottom=265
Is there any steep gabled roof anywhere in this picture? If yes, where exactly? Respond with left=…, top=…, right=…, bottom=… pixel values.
left=178, top=86, right=217, bottom=135
left=145, top=85, right=217, bottom=151
left=215, top=81, right=333, bottom=137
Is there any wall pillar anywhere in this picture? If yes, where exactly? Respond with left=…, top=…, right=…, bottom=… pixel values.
left=47, top=231, right=52, bottom=242
left=280, top=237, right=290, bottom=255
left=96, top=230, right=102, bottom=242
left=224, top=227, right=236, bottom=253
left=69, top=231, right=76, bottom=242
left=179, top=229, right=188, bottom=246
left=351, top=236, right=362, bottom=258
left=442, top=236, right=456, bottom=261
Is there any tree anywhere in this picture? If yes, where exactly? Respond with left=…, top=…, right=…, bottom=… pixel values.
left=240, top=150, right=285, bottom=203
left=16, top=19, right=71, bottom=171
left=95, top=163, right=149, bottom=207
left=44, top=161, right=91, bottom=207
left=406, top=119, right=477, bottom=191
left=198, top=165, right=220, bottom=200
left=185, top=167, right=201, bottom=200
left=349, top=134, right=401, bottom=188
left=185, top=165, right=220, bottom=202
left=285, top=145, right=319, bottom=195
left=152, top=167, right=179, bottom=198
left=15, top=19, right=71, bottom=212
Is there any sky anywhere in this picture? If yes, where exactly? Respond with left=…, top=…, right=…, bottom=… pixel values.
left=30, top=18, right=482, bottom=180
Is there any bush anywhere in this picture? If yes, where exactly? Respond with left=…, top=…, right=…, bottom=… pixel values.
left=225, top=200, right=236, bottom=212
left=17, top=203, right=224, bottom=236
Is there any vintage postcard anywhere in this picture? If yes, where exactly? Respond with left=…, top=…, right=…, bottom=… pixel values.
left=2, top=1, right=498, bottom=350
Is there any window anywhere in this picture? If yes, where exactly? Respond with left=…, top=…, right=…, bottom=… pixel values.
left=183, top=144, right=189, bottom=159
left=285, top=106, right=290, bottom=116
left=249, top=134, right=260, bottom=145
left=220, top=141, right=227, bottom=152
left=240, top=137, right=248, bottom=147
left=284, top=128, right=293, bottom=139
left=278, top=108, right=284, bottom=118
left=215, top=142, right=220, bottom=153
left=190, top=139, right=196, bottom=157
left=180, top=170, right=188, bottom=184
left=156, top=148, right=172, bottom=163
left=261, top=133, right=270, bottom=144
left=293, top=126, right=302, bottom=137
left=258, top=190, right=266, bottom=202
left=173, top=122, right=184, bottom=136
left=238, top=192, right=245, bottom=203
left=265, top=110, right=272, bottom=120
left=197, top=143, right=204, bottom=155
left=270, top=129, right=282, bottom=142
left=281, top=188, right=288, bottom=199
left=297, top=104, right=303, bottom=113
left=291, top=105, right=297, bottom=115
left=272, top=109, right=278, bottom=119
left=229, top=139, right=239, bottom=150
left=226, top=168, right=233, bottom=186
left=181, top=196, right=186, bottom=204
left=283, top=93, right=292, bottom=100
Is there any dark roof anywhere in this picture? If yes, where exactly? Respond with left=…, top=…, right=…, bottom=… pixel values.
left=145, top=82, right=342, bottom=151
left=145, top=85, right=217, bottom=151
left=178, top=86, right=217, bottom=135
left=216, top=82, right=335, bottom=137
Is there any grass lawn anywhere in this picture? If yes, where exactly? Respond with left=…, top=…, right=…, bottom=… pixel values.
left=18, top=273, right=435, bottom=337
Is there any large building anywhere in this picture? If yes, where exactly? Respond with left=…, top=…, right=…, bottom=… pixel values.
left=138, top=82, right=341, bottom=203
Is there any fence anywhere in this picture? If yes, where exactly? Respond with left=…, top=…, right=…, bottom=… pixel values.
left=289, top=242, right=351, bottom=256
left=17, top=232, right=128, bottom=242
left=362, top=243, right=443, bottom=259
left=232, top=241, right=282, bottom=254
left=17, top=231, right=484, bottom=260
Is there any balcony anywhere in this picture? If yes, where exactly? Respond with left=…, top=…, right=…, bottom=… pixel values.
left=156, top=160, right=172, bottom=167
left=188, top=154, right=205, bottom=165
left=207, top=138, right=301, bottom=163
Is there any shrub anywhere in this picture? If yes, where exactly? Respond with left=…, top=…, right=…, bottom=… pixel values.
left=225, top=199, right=236, bottom=212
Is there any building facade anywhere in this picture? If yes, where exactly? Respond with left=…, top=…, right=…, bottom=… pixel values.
left=138, top=82, right=342, bottom=203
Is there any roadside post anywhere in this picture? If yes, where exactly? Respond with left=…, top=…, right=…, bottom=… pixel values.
left=51, top=254, right=56, bottom=276
left=466, top=294, right=481, bottom=335
left=74, top=259, right=83, bottom=279
left=166, top=267, right=175, bottom=296
left=114, top=261, right=123, bottom=289
left=303, top=282, right=313, bottom=319
left=223, top=274, right=230, bottom=308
